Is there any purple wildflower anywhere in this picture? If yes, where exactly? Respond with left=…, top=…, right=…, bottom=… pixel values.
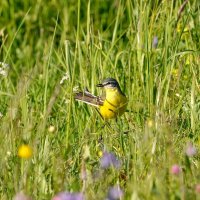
left=100, top=152, right=121, bottom=169
left=186, top=142, right=197, bottom=157
left=170, top=164, right=181, bottom=175
left=152, top=36, right=158, bottom=48
left=107, top=185, right=123, bottom=200
left=52, top=192, right=84, bottom=200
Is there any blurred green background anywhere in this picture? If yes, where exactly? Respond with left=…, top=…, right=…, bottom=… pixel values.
left=0, top=0, right=200, bottom=199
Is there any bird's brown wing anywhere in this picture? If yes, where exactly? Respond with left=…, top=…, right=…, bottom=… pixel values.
left=75, top=91, right=104, bottom=107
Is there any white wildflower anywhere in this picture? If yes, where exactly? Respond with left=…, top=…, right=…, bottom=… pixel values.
left=0, top=62, right=9, bottom=77
left=73, top=85, right=79, bottom=93
left=65, top=99, right=70, bottom=104
left=175, top=93, right=181, bottom=98
left=60, top=72, right=70, bottom=84
left=48, top=125, right=55, bottom=133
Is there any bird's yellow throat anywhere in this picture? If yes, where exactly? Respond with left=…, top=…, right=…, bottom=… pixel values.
left=99, top=87, right=127, bottom=119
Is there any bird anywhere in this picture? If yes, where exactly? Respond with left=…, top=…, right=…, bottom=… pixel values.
left=74, top=78, right=128, bottom=119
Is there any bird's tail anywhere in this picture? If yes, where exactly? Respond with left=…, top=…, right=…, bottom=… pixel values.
left=74, top=90, right=103, bottom=107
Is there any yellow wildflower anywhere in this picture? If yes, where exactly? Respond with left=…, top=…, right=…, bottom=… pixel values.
left=98, top=150, right=103, bottom=157
left=172, top=68, right=179, bottom=78
left=18, top=144, right=32, bottom=159
left=186, top=55, right=193, bottom=65
left=177, top=23, right=190, bottom=33
left=147, top=119, right=154, bottom=128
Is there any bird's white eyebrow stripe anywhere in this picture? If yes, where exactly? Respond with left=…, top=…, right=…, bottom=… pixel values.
left=103, top=81, right=116, bottom=85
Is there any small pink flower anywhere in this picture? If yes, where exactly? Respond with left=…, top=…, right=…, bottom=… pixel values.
left=52, top=192, right=84, bottom=200
left=170, top=164, right=181, bottom=175
left=80, top=165, right=87, bottom=181
left=195, top=184, right=200, bottom=193
left=13, top=192, right=32, bottom=200
left=185, top=142, right=197, bottom=157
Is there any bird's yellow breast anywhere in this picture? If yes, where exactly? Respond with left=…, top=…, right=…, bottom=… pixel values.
left=99, top=88, right=127, bottom=119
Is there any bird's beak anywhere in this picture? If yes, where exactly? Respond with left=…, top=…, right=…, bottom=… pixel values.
left=96, top=83, right=104, bottom=87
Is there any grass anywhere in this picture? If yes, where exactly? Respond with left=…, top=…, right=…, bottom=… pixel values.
left=0, top=0, right=200, bottom=199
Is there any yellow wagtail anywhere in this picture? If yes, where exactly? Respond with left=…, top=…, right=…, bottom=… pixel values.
left=75, top=78, right=128, bottom=119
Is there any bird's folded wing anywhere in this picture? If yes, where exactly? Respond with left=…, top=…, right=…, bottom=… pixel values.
left=75, top=91, right=104, bottom=107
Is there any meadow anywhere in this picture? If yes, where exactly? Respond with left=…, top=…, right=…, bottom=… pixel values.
left=0, top=0, right=200, bottom=199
